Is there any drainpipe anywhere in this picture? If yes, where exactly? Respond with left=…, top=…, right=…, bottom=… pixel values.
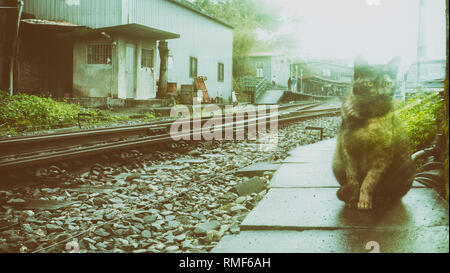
left=100, top=31, right=115, bottom=99
left=8, top=0, right=24, bottom=96
left=110, top=41, right=117, bottom=99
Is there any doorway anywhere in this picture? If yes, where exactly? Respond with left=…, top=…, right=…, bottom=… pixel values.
left=126, top=43, right=136, bottom=98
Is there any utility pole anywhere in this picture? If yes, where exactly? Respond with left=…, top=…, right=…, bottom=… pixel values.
left=300, top=69, right=304, bottom=93
left=417, top=0, right=426, bottom=90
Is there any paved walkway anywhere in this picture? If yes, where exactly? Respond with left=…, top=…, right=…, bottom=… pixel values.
left=255, top=90, right=285, bottom=105
left=212, top=139, right=449, bottom=253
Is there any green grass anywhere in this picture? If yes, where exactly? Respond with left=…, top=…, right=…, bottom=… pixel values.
left=0, top=91, right=130, bottom=135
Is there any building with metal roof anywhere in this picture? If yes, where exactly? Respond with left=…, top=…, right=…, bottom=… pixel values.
left=9, top=0, right=234, bottom=102
left=245, top=52, right=292, bottom=89
left=404, top=59, right=446, bottom=93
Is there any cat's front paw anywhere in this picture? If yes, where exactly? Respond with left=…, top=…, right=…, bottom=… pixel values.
left=337, top=185, right=359, bottom=204
left=357, top=200, right=373, bottom=210
left=358, top=193, right=373, bottom=210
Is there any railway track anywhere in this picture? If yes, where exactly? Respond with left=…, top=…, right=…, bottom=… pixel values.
left=0, top=102, right=317, bottom=154
left=0, top=104, right=343, bottom=253
left=0, top=102, right=341, bottom=178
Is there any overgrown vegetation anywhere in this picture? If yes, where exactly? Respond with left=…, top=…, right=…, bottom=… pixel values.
left=395, top=92, right=444, bottom=153
left=0, top=91, right=129, bottom=135
left=396, top=92, right=448, bottom=199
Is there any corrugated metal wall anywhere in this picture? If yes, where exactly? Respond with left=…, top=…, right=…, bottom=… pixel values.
left=23, top=0, right=122, bottom=28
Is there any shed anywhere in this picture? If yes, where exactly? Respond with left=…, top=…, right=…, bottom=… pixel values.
left=17, top=0, right=234, bottom=102
left=246, top=52, right=292, bottom=89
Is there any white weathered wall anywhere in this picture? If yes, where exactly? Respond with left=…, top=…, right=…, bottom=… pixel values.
left=126, top=0, right=233, bottom=102
left=73, top=37, right=116, bottom=97
left=115, top=35, right=157, bottom=99
left=271, top=55, right=291, bottom=88
left=135, top=38, right=157, bottom=99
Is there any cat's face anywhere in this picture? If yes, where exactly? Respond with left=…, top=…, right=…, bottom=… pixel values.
left=352, top=57, right=401, bottom=99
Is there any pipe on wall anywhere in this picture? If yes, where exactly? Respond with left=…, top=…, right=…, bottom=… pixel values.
left=100, top=31, right=115, bottom=99
left=7, top=0, right=23, bottom=96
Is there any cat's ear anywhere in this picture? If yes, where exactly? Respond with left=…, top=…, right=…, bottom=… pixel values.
left=386, top=56, right=401, bottom=77
left=354, top=55, right=369, bottom=79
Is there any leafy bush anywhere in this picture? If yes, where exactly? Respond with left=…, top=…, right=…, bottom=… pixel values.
left=0, top=91, right=127, bottom=135
left=395, top=92, right=444, bottom=153
left=143, top=111, right=156, bottom=121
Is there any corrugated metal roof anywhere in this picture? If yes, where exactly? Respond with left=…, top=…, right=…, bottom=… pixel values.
left=98, top=23, right=180, bottom=40
left=57, top=23, right=180, bottom=40
left=300, top=75, right=352, bottom=85
left=406, top=59, right=446, bottom=82
left=167, top=0, right=234, bottom=29
left=249, top=52, right=284, bottom=57
left=21, top=18, right=80, bottom=27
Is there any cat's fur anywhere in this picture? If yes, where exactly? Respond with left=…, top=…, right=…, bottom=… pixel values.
left=332, top=56, right=415, bottom=210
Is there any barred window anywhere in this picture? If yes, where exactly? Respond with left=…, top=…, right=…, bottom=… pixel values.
left=256, top=63, right=264, bottom=78
left=218, top=63, right=224, bottom=82
left=87, top=44, right=112, bottom=64
left=141, top=49, right=154, bottom=68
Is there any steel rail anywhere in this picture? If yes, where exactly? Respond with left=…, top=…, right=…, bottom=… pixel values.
left=0, top=105, right=339, bottom=173
left=0, top=102, right=318, bottom=143
left=0, top=102, right=322, bottom=156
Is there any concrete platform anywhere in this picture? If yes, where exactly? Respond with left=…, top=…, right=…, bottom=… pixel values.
left=241, top=188, right=448, bottom=229
left=270, top=162, right=424, bottom=188
left=270, top=163, right=337, bottom=188
left=236, top=162, right=281, bottom=177
left=255, top=90, right=285, bottom=105
left=213, top=138, right=449, bottom=253
left=212, top=227, right=449, bottom=253
left=283, top=139, right=335, bottom=163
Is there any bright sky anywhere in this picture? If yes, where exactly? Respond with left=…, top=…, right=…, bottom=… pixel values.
left=265, top=0, right=446, bottom=72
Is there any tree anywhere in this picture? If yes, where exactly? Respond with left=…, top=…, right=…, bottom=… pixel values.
left=193, top=0, right=283, bottom=78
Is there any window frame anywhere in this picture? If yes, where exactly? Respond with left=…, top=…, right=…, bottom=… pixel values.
left=87, top=43, right=112, bottom=65
left=256, top=62, right=264, bottom=78
left=218, top=62, right=224, bottom=82
left=141, top=48, right=154, bottom=69
left=189, top=56, right=198, bottom=78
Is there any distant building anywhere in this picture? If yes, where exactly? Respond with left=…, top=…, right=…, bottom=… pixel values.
left=305, top=61, right=353, bottom=83
left=245, top=52, right=292, bottom=89
left=403, top=59, right=446, bottom=94
left=295, top=61, right=353, bottom=97
left=3, top=0, right=233, bottom=102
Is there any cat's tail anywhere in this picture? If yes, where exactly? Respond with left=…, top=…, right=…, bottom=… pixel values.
left=411, top=141, right=447, bottom=197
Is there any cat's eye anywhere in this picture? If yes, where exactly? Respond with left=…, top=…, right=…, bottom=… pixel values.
left=367, top=82, right=373, bottom=87
left=385, top=82, right=393, bottom=87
